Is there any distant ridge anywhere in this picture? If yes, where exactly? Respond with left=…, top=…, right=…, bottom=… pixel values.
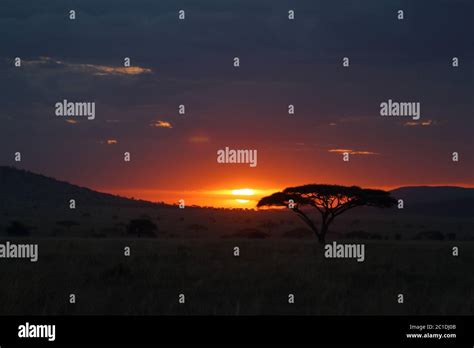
left=1, top=166, right=473, bottom=217
left=0, top=166, right=163, bottom=211
left=390, top=186, right=474, bottom=217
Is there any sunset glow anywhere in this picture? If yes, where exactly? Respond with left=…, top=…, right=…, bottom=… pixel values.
left=231, top=188, right=255, bottom=196
left=235, top=199, right=250, bottom=204
left=101, top=187, right=281, bottom=208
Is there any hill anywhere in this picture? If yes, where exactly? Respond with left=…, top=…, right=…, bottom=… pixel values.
left=0, top=166, right=162, bottom=211
left=390, top=186, right=474, bottom=217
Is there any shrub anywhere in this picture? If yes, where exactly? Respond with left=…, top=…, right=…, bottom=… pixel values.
left=414, top=230, right=445, bottom=241
left=6, top=221, right=30, bottom=236
left=126, top=219, right=158, bottom=238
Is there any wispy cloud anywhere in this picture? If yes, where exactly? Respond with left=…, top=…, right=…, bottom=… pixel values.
left=328, top=148, right=378, bottom=155
left=150, top=120, right=172, bottom=129
left=99, top=139, right=118, bottom=145
left=22, top=56, right=152, bottom=76
left=403, top=120, right=434, bottom=127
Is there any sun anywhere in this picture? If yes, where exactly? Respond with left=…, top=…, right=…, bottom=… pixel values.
left=235, top=199, right=250, bottom=204
left=231, top=188, right=255, bottom=196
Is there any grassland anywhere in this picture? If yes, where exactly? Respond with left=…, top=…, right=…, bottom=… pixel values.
left=0, top=238, right=472, bottom=315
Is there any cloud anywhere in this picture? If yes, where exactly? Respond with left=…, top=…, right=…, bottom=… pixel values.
left=403, top=120, right=434, bottom=127
left=22, top=56, right=152, bottom=76
left=328, top=149, right=378, bottom=155
left=150, top=120, right=172, bottom=129
left=188, top=135, right=210, bottom=143
left=99, top=139, right=118, bottom=145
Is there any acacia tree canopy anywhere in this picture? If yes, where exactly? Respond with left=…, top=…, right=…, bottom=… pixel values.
left=257, top=184, right=396, bottom=243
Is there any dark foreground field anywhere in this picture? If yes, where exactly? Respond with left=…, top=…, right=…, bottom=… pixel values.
left=0, top=238, right=472, bottom=315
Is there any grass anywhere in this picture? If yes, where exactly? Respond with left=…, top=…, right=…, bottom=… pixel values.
left=0, top=238, right=472, bottom=315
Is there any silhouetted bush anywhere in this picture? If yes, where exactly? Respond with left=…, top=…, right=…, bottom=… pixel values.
left=414, top=230, right=445, bottom=240
left=126, top=219, right=157, bottom=238
left=6, top=221, right=30, bottom=236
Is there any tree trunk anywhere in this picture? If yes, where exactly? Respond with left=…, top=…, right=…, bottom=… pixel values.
left=317, top=234, right=325, bottom=244
left=319, top=223, right=329, bottom=244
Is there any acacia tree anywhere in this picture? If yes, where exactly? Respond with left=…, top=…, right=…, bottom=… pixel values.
left=257, top=184, right=396, bottom=244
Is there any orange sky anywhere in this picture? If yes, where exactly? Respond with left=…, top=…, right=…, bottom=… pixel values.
left=103, top=187, right=279, bottom=208
left=102, top=180, right=474, bottom=209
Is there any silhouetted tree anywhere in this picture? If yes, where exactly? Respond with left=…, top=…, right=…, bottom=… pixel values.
left=257, top=184, right=396, bottom=244
left=127, top=219, right=157, bottom=238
